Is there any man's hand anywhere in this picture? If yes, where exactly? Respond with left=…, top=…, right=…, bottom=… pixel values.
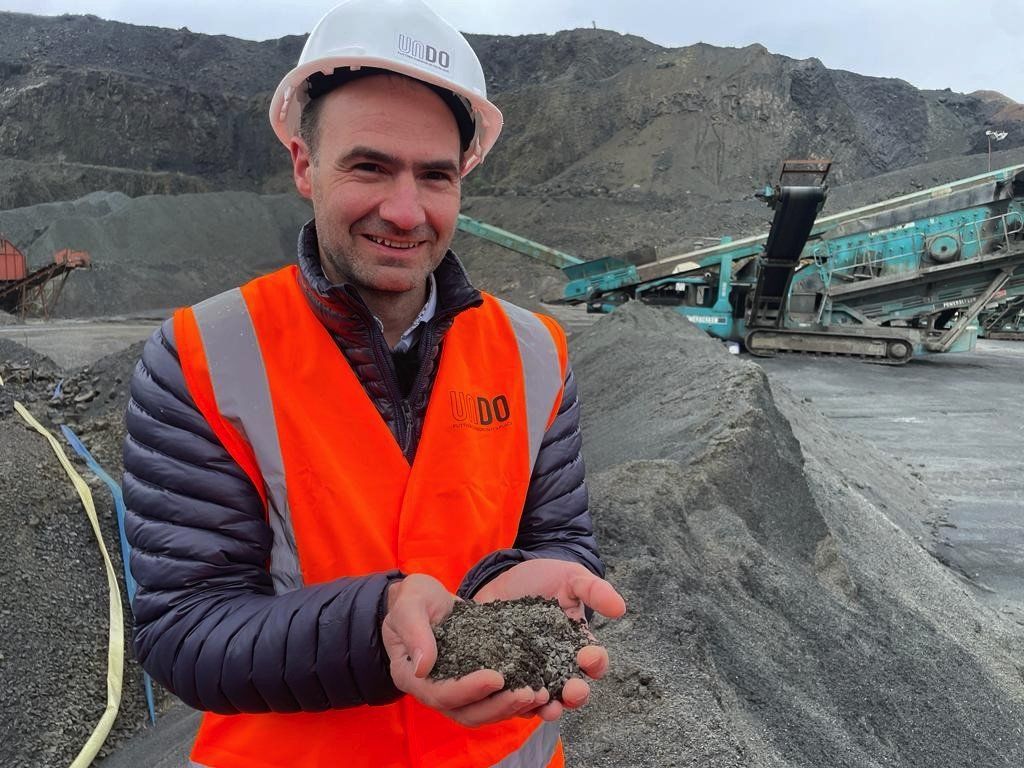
left=382, top=574, right=550, bottom=727
left=473, top=559, right=627, bottom=722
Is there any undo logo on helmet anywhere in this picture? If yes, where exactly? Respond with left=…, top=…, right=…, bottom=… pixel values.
left=397, top=33, right=451, bottom=72
left=449, top=390, right=512, bottom=428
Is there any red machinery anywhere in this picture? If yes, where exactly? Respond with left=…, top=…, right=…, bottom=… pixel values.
left=0, top=238, right=92, bottom=318
left=0, top=238, right=27, bottom=281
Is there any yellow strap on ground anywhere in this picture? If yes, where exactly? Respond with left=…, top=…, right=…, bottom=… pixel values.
left=13, top=400, right=124, bottom=768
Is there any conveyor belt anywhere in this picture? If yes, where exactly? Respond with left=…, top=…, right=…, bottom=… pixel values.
left=747, top=185, right=827, bottom=327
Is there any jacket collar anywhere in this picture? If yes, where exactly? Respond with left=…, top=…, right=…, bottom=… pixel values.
left=295, top=218, right=483, bottom=339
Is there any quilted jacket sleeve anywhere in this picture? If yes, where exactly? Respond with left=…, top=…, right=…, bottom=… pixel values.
left=123, top=320, right=403, bottom=714
left=458, top=363, right=602, bottom=598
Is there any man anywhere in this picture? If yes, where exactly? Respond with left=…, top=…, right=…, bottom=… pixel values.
left=123, top=1, right=624, bottom=766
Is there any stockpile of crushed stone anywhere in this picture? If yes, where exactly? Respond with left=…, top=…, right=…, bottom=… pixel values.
left=8, top=302, right=1024, bottom=767
left=0, top=339, right=166, bottom=767
left=0, top=191, right=311, bottom=317
left=5, top=146, right=1024, bottom=323
left=0, top=188, right=563, bottom=319
left=561, top=302, right=1024, bottom=767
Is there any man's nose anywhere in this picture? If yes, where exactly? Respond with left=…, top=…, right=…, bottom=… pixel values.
left=378, top=173, right=427, bottom=232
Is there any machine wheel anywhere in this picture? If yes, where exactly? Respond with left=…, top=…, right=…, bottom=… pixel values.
left=886, top=340, right=912, bottom=361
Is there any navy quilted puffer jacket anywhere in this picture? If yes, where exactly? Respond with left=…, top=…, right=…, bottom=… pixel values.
left=123, top=222, right=602, bottom=713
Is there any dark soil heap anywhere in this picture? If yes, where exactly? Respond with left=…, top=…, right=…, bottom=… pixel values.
left=0, top=191, right=311, bottom=318
left=0, top=339, right=162, bottom=768
left=431, top=597, right=589, bottom=698
left=561, top=302, right=1024, bottom=767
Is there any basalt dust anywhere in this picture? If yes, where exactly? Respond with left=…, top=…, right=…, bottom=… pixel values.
left=430, top=597, right=592, bottom=699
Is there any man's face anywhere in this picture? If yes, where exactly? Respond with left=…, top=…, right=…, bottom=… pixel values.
left=291, top=75, right=463, bottom=297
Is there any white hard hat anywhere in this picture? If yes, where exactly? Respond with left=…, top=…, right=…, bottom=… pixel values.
left=269, top=0, right=503, bottom=176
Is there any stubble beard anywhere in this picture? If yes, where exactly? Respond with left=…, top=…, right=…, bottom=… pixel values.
left=317, top=223, right=448, bottom=298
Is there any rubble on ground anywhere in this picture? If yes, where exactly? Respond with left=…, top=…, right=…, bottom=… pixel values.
left=4, top=304, right=1023, bottom=767
left=0, top=339, right=165, bottom=768
left=0, top=191, right=311, bottom=318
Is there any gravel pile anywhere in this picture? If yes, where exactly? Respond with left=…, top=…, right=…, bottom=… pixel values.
left=561, top=302, right=1024, bottom=767
left=0, top=339, right=166, bottom=768
left=5, top=144, right=1023, bottom=324
left=5, top=263, right=1024, bottom=768
left=0, top=191, right=311, bottom=317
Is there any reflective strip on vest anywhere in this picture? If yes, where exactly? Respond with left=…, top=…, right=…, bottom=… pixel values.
left=491, top=721, right=560, bottom=768
left=191, top=288, right=304, bottom=594
left=495, top=299, right=563, bottom=474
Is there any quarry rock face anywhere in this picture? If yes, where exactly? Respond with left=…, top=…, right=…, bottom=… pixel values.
left=1, top=12, right=1022, bottom=209
left=0, top=156, right=209, bottom=212
left=0, top=67, right=278, bottom=186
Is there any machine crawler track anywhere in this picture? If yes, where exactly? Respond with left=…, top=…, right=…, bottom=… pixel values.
left=744, top=329, right=913, bottom=364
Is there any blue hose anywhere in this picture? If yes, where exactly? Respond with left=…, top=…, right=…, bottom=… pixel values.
left=60, top=425, right=157, bottom=727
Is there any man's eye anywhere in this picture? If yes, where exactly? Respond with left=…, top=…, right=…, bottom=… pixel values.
left=354, top=163, right=383, bottom=173
left=424, top=171, right=454, bottom=182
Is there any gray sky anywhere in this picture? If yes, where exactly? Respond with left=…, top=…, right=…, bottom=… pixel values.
left=5, top=0, right=1024, bottom=102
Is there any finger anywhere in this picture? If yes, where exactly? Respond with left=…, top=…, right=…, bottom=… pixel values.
left=449, top=687, right=541, bottom=728
left=577, top=645, right=609, bottom=680
left=423, top=669, right=505, bottom=711
left=515, top=687, right=551, bottom=718
left=560, top=678, right=590, bottom=710
left=534, top=699, right=564, bottom=722
left=568, top=575, right=627, bottom=619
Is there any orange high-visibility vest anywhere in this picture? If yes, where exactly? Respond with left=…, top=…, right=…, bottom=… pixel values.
left=173, top=266, right=569, bottom=768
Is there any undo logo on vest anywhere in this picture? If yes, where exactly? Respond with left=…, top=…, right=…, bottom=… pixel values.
left=449, top=389, right=512, bottom=429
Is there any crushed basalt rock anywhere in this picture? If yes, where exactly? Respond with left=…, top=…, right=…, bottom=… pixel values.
left=431, top=597, right=591, bottom=699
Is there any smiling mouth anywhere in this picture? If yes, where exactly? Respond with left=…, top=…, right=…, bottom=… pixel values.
left=365, top=235, right=422, bottom=250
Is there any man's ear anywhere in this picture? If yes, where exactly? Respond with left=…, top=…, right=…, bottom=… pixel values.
left=290, top=137, right=314, bottom=199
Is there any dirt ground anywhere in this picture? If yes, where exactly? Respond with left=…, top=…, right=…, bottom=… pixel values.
left=0, top=320, right=160, bottom=368
left=0, top=338, right=166, bottom=768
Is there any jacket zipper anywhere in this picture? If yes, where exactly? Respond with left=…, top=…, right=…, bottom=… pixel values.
left=399, top=400, right=414, bottom=456
left=394, top=311, right=459, bottom=459
left=357, top=298, right=473, bottom=460
left=365, top=320, right=410, bottom=454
